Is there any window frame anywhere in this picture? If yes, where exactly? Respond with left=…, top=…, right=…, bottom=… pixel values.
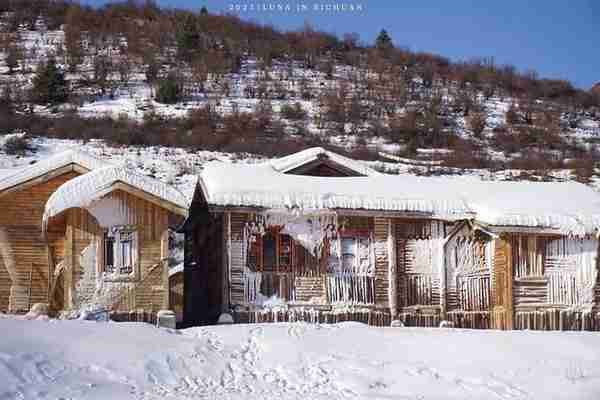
left=100, top=225, right=140, bottom=281
left=328, top=228, right=374, bottom=276
left=248, top=228, right=295, bottom=273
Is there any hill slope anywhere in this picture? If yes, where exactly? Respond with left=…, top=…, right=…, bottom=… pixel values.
left=0, top=2, right=599, bottom=181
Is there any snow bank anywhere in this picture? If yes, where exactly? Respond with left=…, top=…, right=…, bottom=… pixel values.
left=270, top=147, right=381, bottom=176
left=0, top=149, right=110, bottom=193
left=201, top=162, right=600, bottom=235
left=2, top=318, right=600, bottom=399
left=43, top=166, right=189, bottom=226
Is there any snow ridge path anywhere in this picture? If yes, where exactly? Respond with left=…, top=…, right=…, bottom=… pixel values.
left=2, top=318, right=600, bottom=399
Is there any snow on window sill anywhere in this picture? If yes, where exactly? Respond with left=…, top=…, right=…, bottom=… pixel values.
left=101, top=270, right=139, bottom=283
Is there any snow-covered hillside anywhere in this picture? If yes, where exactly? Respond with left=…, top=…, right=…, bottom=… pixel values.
left=1, top=19, right=599, bottom=171
left=2, top=317, right=600, bottom=400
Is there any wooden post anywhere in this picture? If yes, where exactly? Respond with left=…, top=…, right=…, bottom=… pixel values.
left=160, top=223, right=169, bottom=310
left=387, top=218, right=398, bottom=320
left=64, top=211, right=75, bottom=309
left=222, top=212, right=231, bottom=313
left=506, top=237, right=514, bottom=330
left=433, top=221, right=445, bottom=321
left=440, top=237, right=448, bottom=321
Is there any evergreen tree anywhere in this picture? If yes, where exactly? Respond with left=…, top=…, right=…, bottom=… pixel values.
left=176, top=14, right=200, bottom=62
left=5, top=45, right=21, bottom=74
left=32, top=58, right=69, bottom=105
left=375, top=29, right=393, bottom=51
left=0, top=83, right=14, bottom=114
left=200, top=6, right=208, bottom=16
left=156, top=73, right=183, bottom=104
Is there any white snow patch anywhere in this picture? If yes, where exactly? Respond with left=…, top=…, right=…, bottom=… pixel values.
left=1, top=319, right=600, bottom=399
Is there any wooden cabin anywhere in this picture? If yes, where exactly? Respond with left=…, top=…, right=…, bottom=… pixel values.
left=181, top=147, right=600, bottom=331
left=0, top=150, right=188, bottom=318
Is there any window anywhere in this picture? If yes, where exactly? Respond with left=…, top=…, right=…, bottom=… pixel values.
left=341, top=237, right=356, bottom=270
left=262, top=232, right=277, bottom=271
left=103, top=226, right=137, bottom=275
left=104, top=233, right=115, bottom=271
left=328, top=232, right=373, bottom=276
left=279, top=234, right=293, bottom=268
left=249, top=229, right=295, bottom=273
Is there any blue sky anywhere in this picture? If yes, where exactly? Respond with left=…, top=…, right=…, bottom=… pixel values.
left=81, top=1, right=599, bottom=89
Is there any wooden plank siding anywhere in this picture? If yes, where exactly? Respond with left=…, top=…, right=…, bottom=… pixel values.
left=0, top=172, right=79, bottom=312
left=491, top=237, right=514, bottom=329
left=199, top=209, right=600, bottom=331
left=373, top=217, right=389, bottom=307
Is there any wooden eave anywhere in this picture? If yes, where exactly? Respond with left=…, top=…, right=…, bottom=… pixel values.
left=283, top=158, right=365, bottom=177
left=0, top=163, right=90, bottom=199
left=111, top=181, right=188, bottom=217
left=487, top=225, right=571, bottom=236
left=205, top=204, right=472, bottom=221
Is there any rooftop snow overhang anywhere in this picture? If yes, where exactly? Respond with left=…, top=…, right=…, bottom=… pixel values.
left=43, top=166, right=189, bottom=230
left=199, top=162, right=475, bottom=220
left=0, top=149, right=110, bottom=197
left=199, top=161, right=600, bottom=236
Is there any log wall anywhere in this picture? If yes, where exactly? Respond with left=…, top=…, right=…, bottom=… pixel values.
left=215, top=213, right=600, bottom=331
left=0, top=172, right=78, bottom=313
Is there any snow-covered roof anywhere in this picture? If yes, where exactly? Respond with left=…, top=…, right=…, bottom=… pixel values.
left=0, top=150, right=110, bottom=193
left=200, top=161, right=600, bottom=235
left=43, top=166, right=189, bottom=226
left=464, top=181, right=600, bottom=235
left=201, top=162, right=473, bottom=219
left=269, top=147, right=381, bottom=176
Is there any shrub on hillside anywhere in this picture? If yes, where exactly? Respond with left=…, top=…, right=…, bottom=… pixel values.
left=156, top=74, right=183, bottom=104
left=280, top=102, right=307, bottom=120
left=3, top=135, right=30, bottom=155
left=466, top=112, right=487, bottom=138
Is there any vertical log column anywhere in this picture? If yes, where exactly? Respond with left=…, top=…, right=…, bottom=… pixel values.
left=431, top=221, right=445, bottom=320
left=387, top=219, right=398, bottom=320
left=160, top=215, right=169, bottom=310
left=222, top=212, right=231, bottom=313
left=506, top=237, right=514, bottom=329
left=439, top=227, right=448, bottom=320
left=64, top=210, right=75, bottom=309
left=374, top=217, right=389, bottom=308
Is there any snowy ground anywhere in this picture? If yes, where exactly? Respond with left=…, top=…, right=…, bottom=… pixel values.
left=2, top=318, right=600, bottom=400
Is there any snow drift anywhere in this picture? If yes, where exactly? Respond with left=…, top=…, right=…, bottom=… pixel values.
left=2, top=318, right=600, bottom=399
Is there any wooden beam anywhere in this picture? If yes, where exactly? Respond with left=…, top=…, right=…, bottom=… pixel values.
left=387, top=218, right=398, bottom=320
left=161, top=223, right=169, bottom=310
left=506, top=237, right=514, bottom=330
left=64, top=210, right=75, bottom=309
left=223, top=212, right=231, bottom=313
left=207, top=205, right=470, bottom=221
left=489, top=226, right=566, bottom=236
